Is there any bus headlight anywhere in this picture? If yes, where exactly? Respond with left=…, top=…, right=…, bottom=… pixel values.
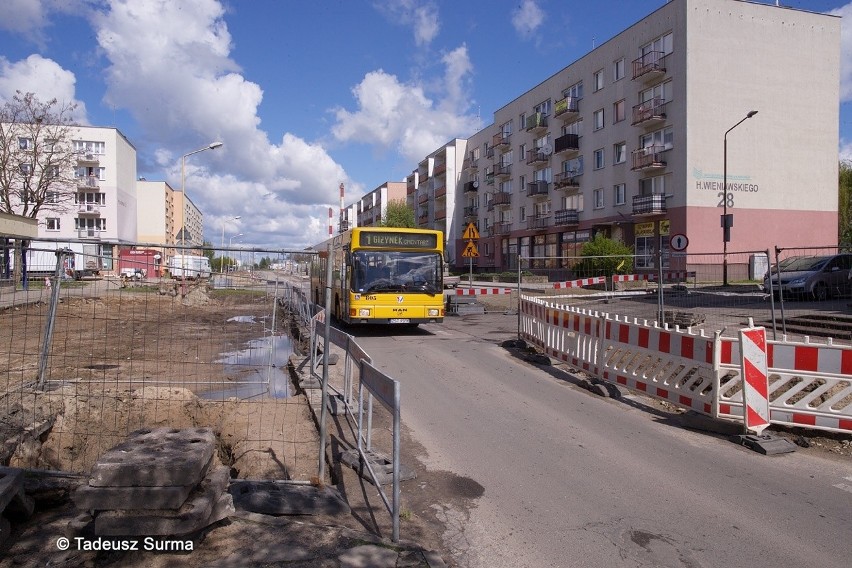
left=358, top=308, right=371, bottom=317
left=428, top=308, right=440, bottom=317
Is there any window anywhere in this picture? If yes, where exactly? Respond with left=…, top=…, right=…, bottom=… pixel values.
left=593, top=148, right=605, bottom=170
left=501, top=120, right=513, bottom=136
left=500, top=180, right=513, bottom=194
left=563, top=81, right=583, bottom=100
left=518, top=175, right=525, bottom=192
left=565, top=156, right=584, bottom=176
left=46, top=218, right=60, bottom=231
left=593, top=188, right=604, bottom=209
left=593, top=69, right=604, bottom=91
left=471, top=147, right=480, bottom=161
left=614, top=58, right=625, bottom=81
left=518, top=143, right=526, bottom=161
left=535, top=100, right=551, bottom=117
left=18, top=137, right=32, bottom=150
left=19, top=163, right=32, bottom=175
left=46, top=191, right=60, bottom=204
left=46, top=165, right=59, bottom=178
left=501, top=149, right=513, bottom=166
left=563, top=119, right=583, bottom=137
left=614, top=142, right=627, bottom=164
left=534, top=167, right=552, bottom=182
left=44, top=139, right=57, bottom=152
left=593, top=109, right=605, bottom=131
left=640, top=80, right=672, bottom=104
left=562, top=193, right=583, bottom=212
left=640, top=126, right=673, bottom=150
left=642, top=32, right=673, bottom=58
left=519, top=113, right=526, bottom=128
left=614, top=183, right=626, bottom=205
left=73, top=140, right=105, bottom=155
left=613, top=99, right=626, bottom=123
left=639, top=174, right=667, bottom=196
left=520, top=206, right=526, bottom=221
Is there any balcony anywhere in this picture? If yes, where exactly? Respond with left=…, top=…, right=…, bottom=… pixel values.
left=407, top=174, right=417, bottom=194
left=77, top=228, right=101, bottom=239
left=494, top=164, right=511, bottom=179
left=526, top=180, right=549, bottom=198
left=632, top=98, right=669, bottom=126
left=554, top=133, right=579, bottom=155
left=491, top=191, right=512, bottom=208
left=553, top=209, right=580, bottom=226
left=632, top=51, right=666, bottom=82
left=525, top=112, right=548, bottom=132
left=492, top=132, right=511, bottom=148
left=554, top=96, right=580, bottom=121
left=76, top=152, right=100, bottom=165
left=77, top=203, right=101, bottom=215
left=485, top=171, right=495, bottom=185
left=418, top=191, right=430, bottom=205
left=466, top=157, right=479, bottom=171
left=433, top=162, right=447, bottom=177
left=435, top=184, right=446, bottom=199
left=486, top=147, right=495, bottom=159
left=632, top=194, right=666, bottom=216
left=76, top=176, right=99, bottom=189
left=490, top=222, right=512, bottom=236
left=526, top=214, right=551, bottom=231
left=464, top=181, right=479, bottom=193
left=435, top=207, right=446, bottom=221
left=631, top=145, right=667, bottom=171
left=553, top=171, right=580, bottom=191
left=463, top=205, right=478, bottom=218
left=526, top=148, right=549, bottom=165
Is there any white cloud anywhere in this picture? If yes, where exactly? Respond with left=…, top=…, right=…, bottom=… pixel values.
left=374, top=0, right=440, bottom=47
left=332, top=46, right=479, bottom=164
left=88, top=0, right=352, bottom=248
left=0, top=54, right=88, bottom=122
left=0, top=0, right=48, bottom=38
left=831, top=3, right=852, bottom=102
left=512, top=0, right=545, bottom=39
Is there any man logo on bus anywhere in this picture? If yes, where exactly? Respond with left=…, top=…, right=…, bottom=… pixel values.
left=397, top=296, right=404, bottom=303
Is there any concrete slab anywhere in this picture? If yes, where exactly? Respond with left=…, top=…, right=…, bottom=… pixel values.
left=339, top=448, right=416, bottom=486
left=73, top=456, right=211, bottom=510
left=229, top=480, right=350, bottom=516
left=0, top=466, right=34, bottom=518
left=88, top=427, right=215, bottom=488
left=95, top=465, right=233, bottom=536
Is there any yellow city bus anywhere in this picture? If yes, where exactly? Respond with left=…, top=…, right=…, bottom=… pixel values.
left=311, top=227, right=445, bottom=326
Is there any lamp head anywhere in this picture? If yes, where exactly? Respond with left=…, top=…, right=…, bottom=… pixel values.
left=746, top=110, right=758, bottom=118
left=208, top=142, right=224, bottom=150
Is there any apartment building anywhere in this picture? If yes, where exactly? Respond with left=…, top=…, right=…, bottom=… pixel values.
left=450, top=0, right=840, bottom=274
left=407, top=139, right=467, bottom=261
left=17, top=125, right=138, bottom=271
left=356, top=181, right=407, bottom=228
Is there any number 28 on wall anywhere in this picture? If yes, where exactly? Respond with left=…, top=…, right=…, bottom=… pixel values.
left=717, top=192, right=734, bottom=208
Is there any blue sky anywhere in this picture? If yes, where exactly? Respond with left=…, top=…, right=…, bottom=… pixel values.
left=2, top=0, right=851, bottom=249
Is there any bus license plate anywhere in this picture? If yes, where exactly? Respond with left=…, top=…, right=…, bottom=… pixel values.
left=389, top=318, right=410, bottom=324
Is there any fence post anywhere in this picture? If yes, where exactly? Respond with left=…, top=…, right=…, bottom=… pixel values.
left=317, top=243, right=333, bottom=482
left=37, top=249, right=70, bottom=390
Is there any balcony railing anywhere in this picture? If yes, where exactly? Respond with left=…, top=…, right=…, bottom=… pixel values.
left=435, top=207, right=446, bottom=221
left=76, top=176, right=99, bottom=188
left=553, top=209, right=580, bottom=226
left=418, top=191, right=430, bottom=204
left=631, top=145, right=668, bottom=171
left=632, top=194, right=666, bottom=216
left=77, top=203, right=101, bottom=214
left=631, top=98, right=669, bottom=126
left=526, top=214, right=551, bottom=230
left=492, top=132, right=510, bottom=147
left=554, top=133, right=579, bottom=154
left=554, top=96, right=579, bottom=120
left=463, top=205, right=478, bottom=218
left=463, top=181, right=479, bottom=193
left=526, top=180, right=549, bottom=197
left=491, top=191, right=512, bottom=207
left=632, top=51, right=666, bottom=81
left=526, top=148, right=549, bottom=165
left=491, top=222, right=512, bottom=236
left=525, top=112, right=548, bottom=132
left=435, top=185, right=446, bottom=199
left=494, top=164, right=512, bottom=178
left=76, top=152, right=100, bottom=164
left=433, top=162, right=446, bottom=177
left=553, top=171, right=580, bottom=190
left=77, top=228, right=101, bottom=239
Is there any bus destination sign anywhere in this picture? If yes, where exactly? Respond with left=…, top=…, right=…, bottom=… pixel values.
left=359, top=232, right=438, bottom=249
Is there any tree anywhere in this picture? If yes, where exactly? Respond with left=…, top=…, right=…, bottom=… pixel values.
left=0, top=91, right=79, bottom=220
left=840, top=160, right=852, bottom=247
left=380, top=199, right=416, bottom=228
left=574, top=234, right=633, bottom=277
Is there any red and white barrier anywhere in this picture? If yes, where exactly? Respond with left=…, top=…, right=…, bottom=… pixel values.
left=455, top=287, right=513, bottom=295
left=612, top=272, right=696, bottom=283
left=738, top=327, right=770, bottom=435
left=552, top=276, right=606, bottom=289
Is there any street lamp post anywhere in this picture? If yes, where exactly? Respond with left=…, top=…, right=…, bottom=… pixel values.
left=179, top=142, right=223, bottom=275
left=226, top=233, right=243, bottom=273
left=220, top=218, right=241, bottom=273
left=722, top=111, right=757, bottom=286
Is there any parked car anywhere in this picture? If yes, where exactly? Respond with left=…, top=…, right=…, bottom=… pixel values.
left=763, top=253, right=852, bottom=300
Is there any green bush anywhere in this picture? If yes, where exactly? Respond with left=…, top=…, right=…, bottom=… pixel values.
left=575, top=235, right=633, bottom=277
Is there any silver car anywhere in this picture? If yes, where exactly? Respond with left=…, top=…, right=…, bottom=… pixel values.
left=763, top=254, right=852, bottom=300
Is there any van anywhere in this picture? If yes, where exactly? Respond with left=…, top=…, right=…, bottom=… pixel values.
left=168, top=255, right=211, bottom=279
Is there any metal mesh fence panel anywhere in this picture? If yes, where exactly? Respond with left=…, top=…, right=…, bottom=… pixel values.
left=0, top=237, right=318, bottom=480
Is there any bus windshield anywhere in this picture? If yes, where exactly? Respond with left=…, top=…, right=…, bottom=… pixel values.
left=352, top=251, right=441, bottom=294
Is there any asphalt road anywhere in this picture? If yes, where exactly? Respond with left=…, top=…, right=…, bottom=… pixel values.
left=352, top=313, right=852, bottom=568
